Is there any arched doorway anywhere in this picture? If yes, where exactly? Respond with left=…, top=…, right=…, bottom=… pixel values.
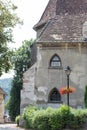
left=48, top=88, right=61, bottom=102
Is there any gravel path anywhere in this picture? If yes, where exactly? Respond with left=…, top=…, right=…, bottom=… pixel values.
left=0, top=124, right=25, bottom=130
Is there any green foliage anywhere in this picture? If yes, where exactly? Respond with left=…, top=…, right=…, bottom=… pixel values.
left=23, top=106, right=37, bottom=128
left=5, top=99, right=10, bottom=110
left=8, top=76, right=22, bottom=121
left=15, top=115, right=21, bottom=126
left=59, top=105, right=71, bottom=128
left=32, top=110, right=51, bottom=130
left=22, top=105, right=87, bottom=130
left=8, top=39, right=35, bottom=121
left=70, top=109, right=86, bottom=129
left=12, top=39, right=34, bottom=73
left=0, top=0, right=22, bottom=75
left=48, top=110, right=63, bottom=130
left=59, top=105, right=86, bottom=129
left=84, top=85, right=87, bottom=108
left=0, top=49, right=13, bottom=75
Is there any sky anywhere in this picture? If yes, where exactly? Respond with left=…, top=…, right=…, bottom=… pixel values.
left=9, top=0, right=49, bottom=48
left=0, top=0, right=49, bottom=79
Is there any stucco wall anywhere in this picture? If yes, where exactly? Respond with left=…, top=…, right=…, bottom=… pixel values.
left=35, top=43, right=87, bottom=108
left=20, top=64, right=37, bottom=114
left=21, top=43, right=87, bottom=112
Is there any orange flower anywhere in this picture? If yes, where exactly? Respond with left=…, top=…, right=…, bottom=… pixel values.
left=59, top=86, right=76, bottom=95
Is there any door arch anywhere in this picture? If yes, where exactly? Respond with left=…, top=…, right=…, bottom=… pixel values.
left=48, top=88, right=61, bottom=102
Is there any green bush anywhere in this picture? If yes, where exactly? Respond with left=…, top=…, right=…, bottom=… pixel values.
left=32, top=110, right=50, bottom=130
left=22, top=105, right=37, bottom=128
left=15, top=115, right=21, bottom=126
left=48, top=110, right=63, bottom=130
left=70, top=109, right=86, bottom=129
left=59, top=105, right=71, bottom=128
left=32, top=108, right=63, bottom=130
left=22, top=105, right=87, bottom=130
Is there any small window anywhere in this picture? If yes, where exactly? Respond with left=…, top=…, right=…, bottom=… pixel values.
left=49, top=88, right=61, bottom=102
left=49, top=54, right=62, bottom=68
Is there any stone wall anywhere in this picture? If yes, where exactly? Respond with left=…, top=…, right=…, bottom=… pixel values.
left=20, top=64, right=37, bottom=114
left=35, top=43, right=87, bottom=108
left=21, top=42, right=87, bottom=112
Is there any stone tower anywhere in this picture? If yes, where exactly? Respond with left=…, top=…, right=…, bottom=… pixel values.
left=21, top=0, right=87, bottom=113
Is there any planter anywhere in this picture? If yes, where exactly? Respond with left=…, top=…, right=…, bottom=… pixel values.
left=59, top=86, right=76, bottom=95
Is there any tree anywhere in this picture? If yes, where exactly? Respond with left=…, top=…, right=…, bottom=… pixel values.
left=0, top=0, right=22, bottom=76
left=9, top=76, right=22, bottom=121
left=84, top=85, right=87, bottom=108
left=8, top=39, right=35, bottom=121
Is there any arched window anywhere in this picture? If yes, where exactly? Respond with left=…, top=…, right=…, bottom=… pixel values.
left=49, top=88, right=61, bottom=102
left=49, top=54, right=62, bottom=68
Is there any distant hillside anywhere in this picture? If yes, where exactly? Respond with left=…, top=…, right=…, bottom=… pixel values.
left=0, top=78, right=12, bottom=103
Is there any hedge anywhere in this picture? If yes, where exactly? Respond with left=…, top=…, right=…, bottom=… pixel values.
left=22, top=105, right=87, bottom=130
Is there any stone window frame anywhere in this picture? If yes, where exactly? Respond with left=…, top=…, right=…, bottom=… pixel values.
left=48, top=88, right=62, bottom=103
left=49, top=54, right=62, bottom=69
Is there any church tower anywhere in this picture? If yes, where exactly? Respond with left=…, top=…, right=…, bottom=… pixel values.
left=21, top=0, right=87, bottom=112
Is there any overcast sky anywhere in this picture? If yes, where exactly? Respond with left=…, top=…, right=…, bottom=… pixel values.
left=10, top=0, right=49, bottom=48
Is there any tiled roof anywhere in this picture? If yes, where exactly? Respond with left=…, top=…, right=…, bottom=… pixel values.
left=34, top=0, right=87, bottom=42
left=34, top=0, right=57, bottom=29
left=56, top=0, right=87, bottom=15
left=37, top=14, right=87, bottom=42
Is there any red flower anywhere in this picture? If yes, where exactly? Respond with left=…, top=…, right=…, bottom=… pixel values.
left=59, top=86, right=76, bottom=95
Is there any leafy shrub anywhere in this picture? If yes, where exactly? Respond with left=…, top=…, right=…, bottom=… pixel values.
left=32, top=109, right=50, bottom=130
left=22, top=105, right=87, bottom=130
left=70, top=109, right=86, bottom=129
left=15, top=115, right=21, bottom=126
left=22, top=105, right=37, bottom=128
left=48, top=110, right=63, bottom=130
left=59, top=105, right=71, bottom=128
left=32, top=107, right=63, bottom=130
